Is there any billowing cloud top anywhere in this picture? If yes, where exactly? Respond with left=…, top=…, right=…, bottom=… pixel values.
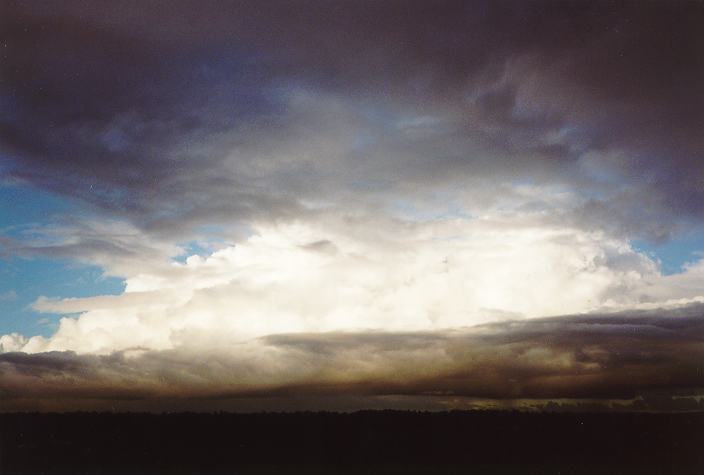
left=1, top=0, right=704, bottom=411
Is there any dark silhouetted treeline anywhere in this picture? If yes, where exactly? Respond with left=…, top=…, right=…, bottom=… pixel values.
left=1, top=410, right=703, bottom=473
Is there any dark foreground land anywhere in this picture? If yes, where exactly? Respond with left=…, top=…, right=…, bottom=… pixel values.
left=2, top=411, right=704, bottom=474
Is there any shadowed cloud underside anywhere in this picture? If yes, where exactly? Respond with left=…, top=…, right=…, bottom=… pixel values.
left=3, top=308, right=704, bottom=412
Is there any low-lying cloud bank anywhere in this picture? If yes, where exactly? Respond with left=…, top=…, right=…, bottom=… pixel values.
left=2, top=307, right=704, bottom=412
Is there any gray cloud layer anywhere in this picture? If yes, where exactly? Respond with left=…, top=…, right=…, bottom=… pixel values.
left=3, top=307, right=704, bottom=411
left=2, top=1, right=703, bottom=243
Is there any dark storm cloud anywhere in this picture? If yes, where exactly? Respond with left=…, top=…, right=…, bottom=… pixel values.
left=1, top=0, right=298, bottom=235
left=3, top=306, right=704, bottom=411
left=2, top=1, right=703, bottom=242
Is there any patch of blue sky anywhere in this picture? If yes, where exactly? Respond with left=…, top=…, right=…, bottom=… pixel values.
left=173, top=240, right=217, bottom=264
left=172, top=224, right=249, bottom=263
left=0, top=181, right=75, bottom=233
left=0, top=181, right=124, bottom=337
left=0, top=256, right=124, bottom=338
left=632, top=228, right=704, bottom=276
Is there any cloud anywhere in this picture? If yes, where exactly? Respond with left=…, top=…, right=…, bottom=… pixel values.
left=0, top=218, right=182, bottom=278
left=1, top=1, right=702, bottom=243
left=0, top=213, right=702, bottom=358
left=4, top=216, right=678, bottom=354
left=0, top=290, right=18, bottom=302
left=2, top=308, right=704, bottom=411
left=2, top=1, right=703, bottom=411
left=0, top=333, right=26, bottom=352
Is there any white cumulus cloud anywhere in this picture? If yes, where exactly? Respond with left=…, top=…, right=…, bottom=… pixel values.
left=10, top=214, right=702, bottom=355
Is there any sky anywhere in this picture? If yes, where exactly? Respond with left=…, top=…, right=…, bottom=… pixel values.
left=1, top=0, right=704, bottom=412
